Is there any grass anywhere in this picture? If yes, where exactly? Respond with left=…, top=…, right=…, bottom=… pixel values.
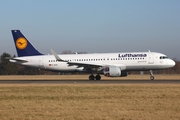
left=0, top=84, right=180, bottom=120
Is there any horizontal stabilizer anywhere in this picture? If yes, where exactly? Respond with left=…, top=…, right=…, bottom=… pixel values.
left=9, top=58, right=28, bottom=63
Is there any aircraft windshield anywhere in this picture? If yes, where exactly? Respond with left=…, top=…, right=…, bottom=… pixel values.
left=160, top=56, right=168, bottom=59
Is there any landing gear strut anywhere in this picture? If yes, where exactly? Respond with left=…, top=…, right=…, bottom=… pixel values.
left=89, top=74, right=101, bottom=80
left=150, top=70, right=154, bottom=80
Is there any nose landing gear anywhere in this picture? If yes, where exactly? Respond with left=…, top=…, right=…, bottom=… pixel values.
left=150, top=70, right=154, bottom=80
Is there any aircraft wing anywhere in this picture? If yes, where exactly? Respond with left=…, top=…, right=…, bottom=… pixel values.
left=67, top=61, right=126, bottom=70
left=67, top=61, right=111, bottom=72
left=67, top=61, right=103, bottom=68
left=51, top=49, right=126, bottom=70
left=51, top=49, right=104, bottom=68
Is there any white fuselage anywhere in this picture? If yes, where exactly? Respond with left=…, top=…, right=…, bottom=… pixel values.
left=10, top=52, right=175, bottom=73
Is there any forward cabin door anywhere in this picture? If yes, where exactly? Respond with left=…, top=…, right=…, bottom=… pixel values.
left=148, top=53, right=154, bottom=64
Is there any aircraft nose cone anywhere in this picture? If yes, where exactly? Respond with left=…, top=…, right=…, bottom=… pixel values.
left=170, top=60, right=176, bottom=67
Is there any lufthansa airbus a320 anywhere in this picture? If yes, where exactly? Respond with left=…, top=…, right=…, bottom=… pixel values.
left=10, top=30, right=175, bottom=80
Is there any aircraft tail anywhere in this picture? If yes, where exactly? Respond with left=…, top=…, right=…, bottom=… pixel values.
left=11, top=30, right=43, bottom=57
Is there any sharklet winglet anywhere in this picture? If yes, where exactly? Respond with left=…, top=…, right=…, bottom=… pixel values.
left=50, top=49, right=65, bottom=62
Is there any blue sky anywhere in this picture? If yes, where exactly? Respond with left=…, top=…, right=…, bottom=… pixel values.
left=0, top=0, right=180, bottom=59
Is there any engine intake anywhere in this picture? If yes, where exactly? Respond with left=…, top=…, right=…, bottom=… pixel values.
left=104, top=66, right=127, bottom=77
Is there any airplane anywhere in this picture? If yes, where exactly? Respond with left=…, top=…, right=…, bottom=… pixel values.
left=10, top=30, right=175, bottom=80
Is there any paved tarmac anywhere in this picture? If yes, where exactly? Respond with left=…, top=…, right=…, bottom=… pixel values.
left=0, top=80, right=180, bottom=84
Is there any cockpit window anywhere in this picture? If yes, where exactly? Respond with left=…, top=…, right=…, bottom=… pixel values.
left=160, top=56, right=168, bottom=59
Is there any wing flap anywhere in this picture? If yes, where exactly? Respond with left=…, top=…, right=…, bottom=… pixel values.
left=68, top=61, right=103, bottom=67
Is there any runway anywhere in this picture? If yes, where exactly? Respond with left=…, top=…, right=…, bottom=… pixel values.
left=0, top=80, right=180, bottom=84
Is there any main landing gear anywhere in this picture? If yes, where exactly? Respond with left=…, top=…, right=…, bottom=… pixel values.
left=150, top=70, right=154, bottom=80
left=89, top=74, right=101, bottom=80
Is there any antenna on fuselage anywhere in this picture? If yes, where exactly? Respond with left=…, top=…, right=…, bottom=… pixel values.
left=148, top=50, right=151, bottom=52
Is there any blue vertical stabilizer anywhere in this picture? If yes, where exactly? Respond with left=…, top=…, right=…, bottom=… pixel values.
left=11, top=30, right=43, bottom=57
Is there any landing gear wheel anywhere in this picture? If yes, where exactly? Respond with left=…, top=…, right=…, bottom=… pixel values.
left=95, top=74, right=101, bottom=80
left=150, top=76, right=154, bottom=80
left=89, top=74, right=95, bottom=80
left=149, top=70, right=154, bottom=80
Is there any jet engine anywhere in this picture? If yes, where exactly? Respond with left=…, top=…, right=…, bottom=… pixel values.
left=104, top=66, right=128, bottom=77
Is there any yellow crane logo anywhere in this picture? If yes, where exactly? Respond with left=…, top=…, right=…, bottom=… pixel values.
left=16, top=37, right=28, bottom=50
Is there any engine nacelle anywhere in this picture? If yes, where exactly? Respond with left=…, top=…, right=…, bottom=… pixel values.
left=104, top=66, right=128, bottom=77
